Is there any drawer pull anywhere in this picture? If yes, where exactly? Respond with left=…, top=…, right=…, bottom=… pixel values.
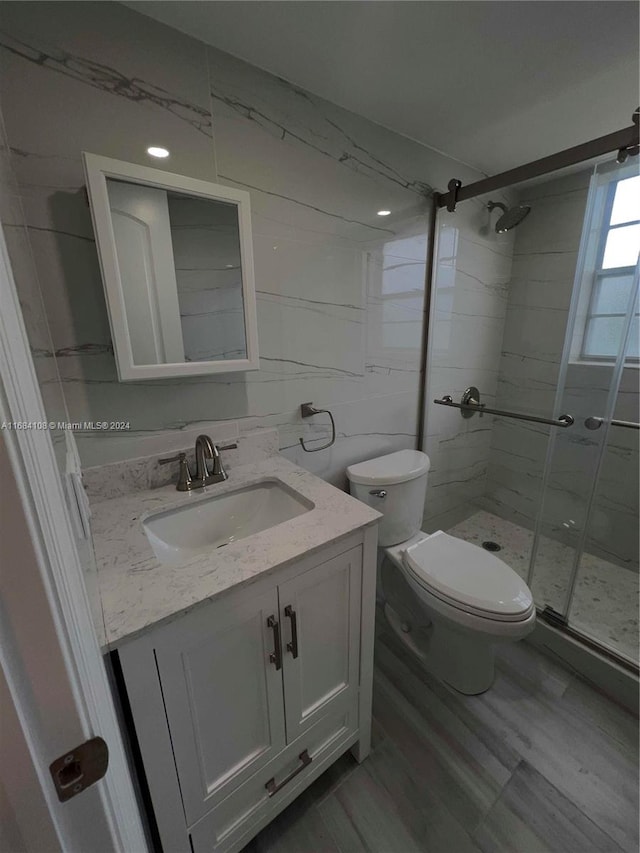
left=284, top=605, right=299, bottom=658
left=267, top=616, right=282, bottom=670
left=265, top=750, right=312, bottom=797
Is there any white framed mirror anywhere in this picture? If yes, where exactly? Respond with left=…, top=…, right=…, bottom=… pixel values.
left=83, top=153, right=259, bottom=381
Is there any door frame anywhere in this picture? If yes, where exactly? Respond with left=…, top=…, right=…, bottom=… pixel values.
left=0, top=223, right=148, bottom=850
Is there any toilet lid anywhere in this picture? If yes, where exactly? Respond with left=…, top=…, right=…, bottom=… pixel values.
left=402, top=531, right=533, bottom=621
left=347, top=450, right=430, bottom=486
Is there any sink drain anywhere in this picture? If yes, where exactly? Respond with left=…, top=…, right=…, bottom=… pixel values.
left=482, top=540, right=501, bottom=552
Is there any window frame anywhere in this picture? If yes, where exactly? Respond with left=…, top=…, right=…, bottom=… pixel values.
left=580, top=176, right=640, bottom=363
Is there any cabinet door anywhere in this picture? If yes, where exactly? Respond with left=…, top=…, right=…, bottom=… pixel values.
left=154, top=585, right=286, bottom=826
left=279, top=546, right=362, bottom=740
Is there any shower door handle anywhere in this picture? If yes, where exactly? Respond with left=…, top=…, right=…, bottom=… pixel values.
left=585, top=416, right=640, bottom=431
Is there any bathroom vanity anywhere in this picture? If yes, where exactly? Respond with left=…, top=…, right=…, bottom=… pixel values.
left=88, top=441, right=379, bottom=853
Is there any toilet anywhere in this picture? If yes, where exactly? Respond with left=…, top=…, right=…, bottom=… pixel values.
left=347, top=449, right=535, bottom=694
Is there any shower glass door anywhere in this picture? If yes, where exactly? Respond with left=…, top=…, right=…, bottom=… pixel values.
left=423, top=155, right=638, bottom=667
left=568, top=329, right=639, bottom=661
left=528, top=159, right=639, bottom=665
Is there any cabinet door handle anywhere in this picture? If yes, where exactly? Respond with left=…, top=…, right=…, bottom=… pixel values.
left=284, top=605, right=299, bottom=658
left=265, top=750, right=312, bottom=797
left=267, top=616, right=282, bottom=670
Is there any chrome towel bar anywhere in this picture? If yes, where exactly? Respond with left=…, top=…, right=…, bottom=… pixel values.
left=434, top=387, right=574, bottom=429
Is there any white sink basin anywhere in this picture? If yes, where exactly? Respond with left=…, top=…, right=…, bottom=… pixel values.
left=143, top=479, right=314, bottom=565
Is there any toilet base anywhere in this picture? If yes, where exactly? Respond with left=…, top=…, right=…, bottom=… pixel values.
left=384, top=602, right=496, bottom=695
left=383, top=601, right=432, bottom=663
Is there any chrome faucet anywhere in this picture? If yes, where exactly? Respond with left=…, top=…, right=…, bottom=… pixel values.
left=195, top=435, right=238, bottom=487
left=159, top=436, right=238, bottom=491
left=194, top=434, right=216, bottom=485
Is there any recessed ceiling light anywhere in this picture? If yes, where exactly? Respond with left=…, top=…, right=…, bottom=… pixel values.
left=377, top=210, right=391, bottom=216
left=147, top=146, right=170, bottom=158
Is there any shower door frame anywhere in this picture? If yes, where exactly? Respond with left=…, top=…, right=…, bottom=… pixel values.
left=417, top=110, right=639, bottom=447
left=436, top=117, right=639, bottom=213
left=417, top=111, right=640, bottom=673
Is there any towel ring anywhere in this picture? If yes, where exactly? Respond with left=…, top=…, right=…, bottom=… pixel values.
left=299, top=402, right=336, bottom=452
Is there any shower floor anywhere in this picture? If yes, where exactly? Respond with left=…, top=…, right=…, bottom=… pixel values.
left=447, top=510, right=639, bottom=664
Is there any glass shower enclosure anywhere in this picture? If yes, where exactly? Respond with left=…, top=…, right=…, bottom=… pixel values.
left=424, top=157, right=639, bottom=668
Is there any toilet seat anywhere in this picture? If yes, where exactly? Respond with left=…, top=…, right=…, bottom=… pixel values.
left=402, top=531, right=534, bottom=622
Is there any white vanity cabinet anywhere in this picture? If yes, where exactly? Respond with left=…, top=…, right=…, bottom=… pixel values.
left=116, top=528, right=376, bottom=853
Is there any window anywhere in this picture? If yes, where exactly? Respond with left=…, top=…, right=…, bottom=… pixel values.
left=581, top=174, right=640, bottom=361
left=374, top=235, right=426, bottom=351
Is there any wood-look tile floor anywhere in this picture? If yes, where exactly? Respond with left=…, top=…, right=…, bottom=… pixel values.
left=244, top=617, right=639, bottom=853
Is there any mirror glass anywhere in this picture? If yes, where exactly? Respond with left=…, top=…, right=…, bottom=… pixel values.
left=106, top=179, right=247, bottom=366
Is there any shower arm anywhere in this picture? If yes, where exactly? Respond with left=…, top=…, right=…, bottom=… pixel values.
left=434, top=387, right=574, bottom=429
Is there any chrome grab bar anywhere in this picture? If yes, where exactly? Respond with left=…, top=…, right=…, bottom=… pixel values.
left=434, top=387, right=574, bottom=429
left=585, top=416, right=640, bottom=431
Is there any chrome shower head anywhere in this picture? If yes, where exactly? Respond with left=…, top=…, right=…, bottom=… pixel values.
left=487, top=201, right=531, bottom=233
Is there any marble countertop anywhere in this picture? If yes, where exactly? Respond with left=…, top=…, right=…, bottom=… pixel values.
left=90, top=455, right=380, bottom=650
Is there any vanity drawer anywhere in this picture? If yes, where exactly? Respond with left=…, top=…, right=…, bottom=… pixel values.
left=189, top=703, right=358, bottom=853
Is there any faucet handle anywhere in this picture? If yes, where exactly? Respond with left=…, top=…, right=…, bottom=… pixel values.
left=158, top=452, right=192, bottom=491
left=210, top=442, right=238, bottom=478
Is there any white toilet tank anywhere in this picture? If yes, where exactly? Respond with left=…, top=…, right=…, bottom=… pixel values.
left=347, top=450, right=430, bottom=546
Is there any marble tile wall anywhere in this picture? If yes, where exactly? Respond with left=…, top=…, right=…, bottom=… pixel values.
left=0, top=1, right=485, bottom=494
left=481, top=171, right=592, bottom=528
left=482, top=168, right=639, bottom=573
left=543, top=362, right=639, bottom=573
left=0, top=94, right=105, bottom=637
left=0, top=112, right=69, bottom=468
left=588, top=369, right=639, bottom=569
left=422, top=193, right=516, bottom=531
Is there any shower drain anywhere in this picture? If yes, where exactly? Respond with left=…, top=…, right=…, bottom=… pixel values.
left=482, top=541, right=502, bottom=552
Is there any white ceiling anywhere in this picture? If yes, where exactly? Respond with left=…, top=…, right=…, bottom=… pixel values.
left=126, top=1, right=639, bottom=176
